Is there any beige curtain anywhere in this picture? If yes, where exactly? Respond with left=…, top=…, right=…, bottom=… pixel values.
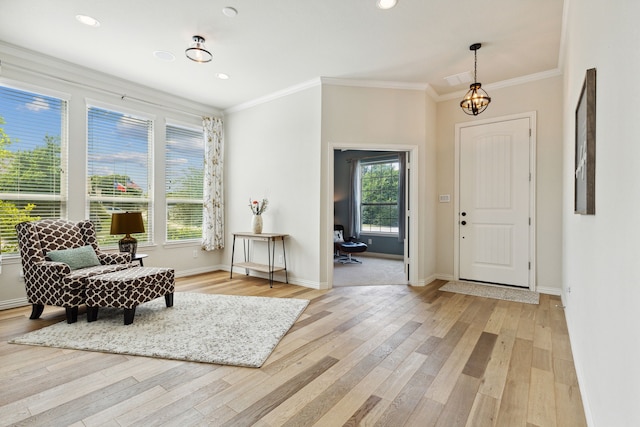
left=201, top=116, right=224, bottom=251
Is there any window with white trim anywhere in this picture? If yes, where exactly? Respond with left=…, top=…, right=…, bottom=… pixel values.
left=165, top=123, right=204, bottom=241
left=87, top=105, right=152, bottom=247
left=360, top=158, right=400, bottom=234
left=0, top=84, right=68, bottom=255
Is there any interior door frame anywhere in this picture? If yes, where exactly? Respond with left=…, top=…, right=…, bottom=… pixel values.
left=453, top=112, right=537, bottom=291
left=326, top=142, right=419, bottom=288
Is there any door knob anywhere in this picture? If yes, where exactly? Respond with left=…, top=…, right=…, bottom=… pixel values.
left=461, top=221, right=467, bottom=225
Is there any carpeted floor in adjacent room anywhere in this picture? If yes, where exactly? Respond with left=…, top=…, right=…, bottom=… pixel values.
left=333, top=255, right=406, bottom=286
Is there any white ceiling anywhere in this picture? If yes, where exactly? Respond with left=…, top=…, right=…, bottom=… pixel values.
left=0, top=0, right=565, bottom=111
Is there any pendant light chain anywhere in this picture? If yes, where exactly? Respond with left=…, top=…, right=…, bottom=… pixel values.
left=474, top=48, right=478, bottom=83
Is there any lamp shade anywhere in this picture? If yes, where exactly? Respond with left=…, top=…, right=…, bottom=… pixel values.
left=110, top=212, right=145, bottom=235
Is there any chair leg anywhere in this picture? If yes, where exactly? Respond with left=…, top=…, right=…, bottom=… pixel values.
left=87, top=307, right=99, bottom=322
left=29, top=304, right=45, bottom=320
left=340, top=253, right=362, bottom=264
left=65, top=307, right=78, bottom=324
left=165, top=293, right=174, bottom=307
left=124, top=307, right=136, bottom=325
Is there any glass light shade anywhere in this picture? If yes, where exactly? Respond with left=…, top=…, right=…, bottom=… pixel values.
left=460, top=82, right=491, bottom=116
left=185, top=36, right=212, bottom=63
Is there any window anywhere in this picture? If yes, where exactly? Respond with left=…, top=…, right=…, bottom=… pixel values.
left=87, top=105, right=152, bottom=247
left=360, top=158, right=400, bottom=234
left=0, top=84, right=67, bottom=255
left=165, top=123, right=204, bottom=241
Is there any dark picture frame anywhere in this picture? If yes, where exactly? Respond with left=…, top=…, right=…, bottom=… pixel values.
left=574, top=68, right=596, bottom=215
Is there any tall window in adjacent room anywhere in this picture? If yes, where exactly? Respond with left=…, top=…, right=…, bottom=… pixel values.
left=165, top=123, right=204, bottom=242
left=359, top=157, right=400, bottom=234
left=0, top=84, right=68, bottom=255
left=87, top=105, right=152, bottom=247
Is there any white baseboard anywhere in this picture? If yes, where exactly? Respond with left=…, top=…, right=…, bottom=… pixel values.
left=358, top=252, right=404, bottom=260
left=435, top=274, right=455, bottom=282
left=0, top=297, right=29, bottom=310
left=536, top=285, right=562, bottom=296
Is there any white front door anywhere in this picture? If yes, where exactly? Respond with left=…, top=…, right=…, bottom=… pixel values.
left=458, top=117, right=531, bottom=288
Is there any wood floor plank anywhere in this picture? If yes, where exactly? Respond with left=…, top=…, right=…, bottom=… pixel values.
left=527, top=367, right=556, bottom=427
left=462, top=331, right=498, bottom=379
left=280, top=321, right=422, bottom=426
left=495, top=338, right=533, bottom=427
left=311, top=365, right=391, bottom=426
left=340, top=394, right=383, bottom=427
left=219, top=356, right=339, bottom=427
left=0, top=271, right=587, bottom=426
left=435, top=373, right=482, bottom=427
left=425, top=324, right=483, bottom=404
left=404, top=396, right=444, bottom=427
left=478, top=332, right=516, bottom=400
left=555, top=382, right=587, bottom=427
left=465, top=392, right=499, bottom=427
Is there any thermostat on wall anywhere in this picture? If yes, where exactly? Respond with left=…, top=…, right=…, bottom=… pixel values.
left=439, top=194, right=451, bottom=203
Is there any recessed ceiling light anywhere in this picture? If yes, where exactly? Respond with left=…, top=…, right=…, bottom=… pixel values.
left=222, top=7, right=238, bottom=17
left=216, top=73, right=230, bottom=80
left=75, top=14, right=100, bottom=27
left=153, top=51, right=175, bottom=62
left=376, top=0, right=398, bottom=10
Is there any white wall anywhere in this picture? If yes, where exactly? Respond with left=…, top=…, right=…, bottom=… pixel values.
left=435, top=76, right=564, bottom=294
left=562, top=1, right=640, bottom=425
left=321, top=84, right=437, bottom=286
left=223, top=85, right=322, bottom=288
left=0, top=44, right=223, bottom=309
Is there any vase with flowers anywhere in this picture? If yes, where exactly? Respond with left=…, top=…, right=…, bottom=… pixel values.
left=249, top=198, right=268, bottom=234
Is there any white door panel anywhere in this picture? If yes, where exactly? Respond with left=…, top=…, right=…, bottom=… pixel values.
left=459, top=118, right=530, bottom=287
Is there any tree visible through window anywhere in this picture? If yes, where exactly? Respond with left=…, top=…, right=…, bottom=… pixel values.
left=87, top=105, right=151, bottom=247
left=360, top=159, right=400, bottom=234
left=0, top=84, right=67, bottom=254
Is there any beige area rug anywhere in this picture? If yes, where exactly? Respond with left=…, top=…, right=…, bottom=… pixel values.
left=10, top=292, right=309, bottom=368
left=333, top=256, right=407, bottom=286
left=440, top=281, right=540, bottom=305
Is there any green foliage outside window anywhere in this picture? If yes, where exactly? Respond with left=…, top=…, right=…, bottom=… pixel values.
left=0, top=116, right=50, bottom=253
left=360, top=161, right=400, bottom=233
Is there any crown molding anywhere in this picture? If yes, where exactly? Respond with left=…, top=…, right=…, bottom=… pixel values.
left=224, top=78, right=321, bottom=114
left=320, top=76, right=429, bottom=92
left=437, top=68, right=563, bottom=102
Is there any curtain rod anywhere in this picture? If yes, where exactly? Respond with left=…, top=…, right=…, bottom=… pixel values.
left=0, top=60, right=211, bottom=120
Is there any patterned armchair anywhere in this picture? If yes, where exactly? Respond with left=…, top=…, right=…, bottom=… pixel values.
left=15, top=219, right=133, bottom=323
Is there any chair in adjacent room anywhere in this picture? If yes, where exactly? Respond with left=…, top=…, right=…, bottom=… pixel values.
left=15, top=219, right=134, bottom=323
left=334, top=224, right=368, bottom=264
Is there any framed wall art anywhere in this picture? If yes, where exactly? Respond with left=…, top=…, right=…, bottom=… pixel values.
left=574, top=68, right=596, bottom=215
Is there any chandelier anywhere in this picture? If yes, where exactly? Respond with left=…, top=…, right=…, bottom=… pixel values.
left=460, top=43, right=491, bottom=116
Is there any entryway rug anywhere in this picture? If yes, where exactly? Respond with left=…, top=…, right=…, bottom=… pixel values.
left=440, top=281, right=539, bottom=305
left=9, top=292, right=309, bottom=368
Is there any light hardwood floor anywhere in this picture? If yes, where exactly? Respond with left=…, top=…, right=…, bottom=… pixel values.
left=0, top=272, right=586, bottom=426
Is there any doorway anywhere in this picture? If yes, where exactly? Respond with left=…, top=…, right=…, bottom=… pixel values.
left=454, top=113, right=536, bottom=289
left=328, top=145, right=418, bottom=288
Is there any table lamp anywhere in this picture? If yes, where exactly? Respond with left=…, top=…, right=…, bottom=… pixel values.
left=110, top=211, right=145, bottom=256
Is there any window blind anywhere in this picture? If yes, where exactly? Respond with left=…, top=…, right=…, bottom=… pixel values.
left=87, top=105, right=152, bottom=247
left=0, top=84, right=67, bottom=254
left=165, top=123, right=204, bottom=241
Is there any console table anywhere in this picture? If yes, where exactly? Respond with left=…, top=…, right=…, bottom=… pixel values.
left=230, top=232, right=289, bottom=288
